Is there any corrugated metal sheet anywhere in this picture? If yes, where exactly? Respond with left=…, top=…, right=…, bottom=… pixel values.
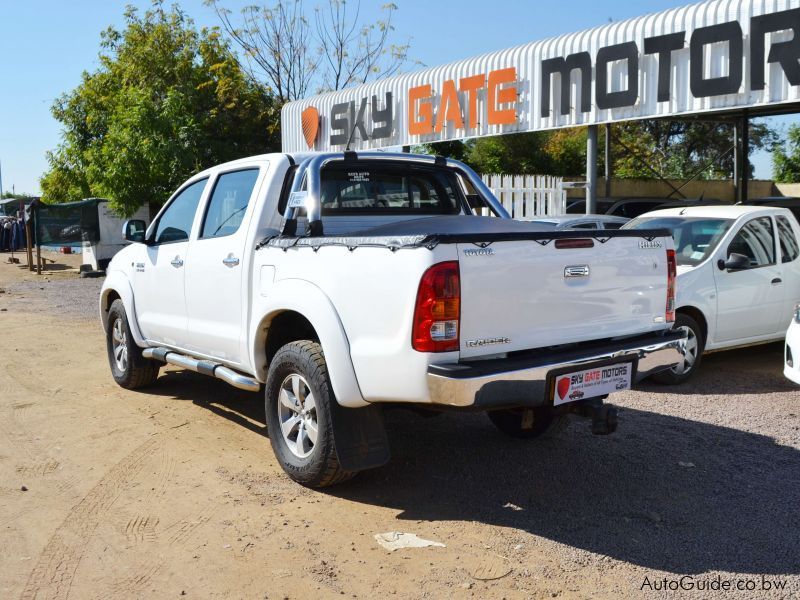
left=282, top=0, right=800, bottom=152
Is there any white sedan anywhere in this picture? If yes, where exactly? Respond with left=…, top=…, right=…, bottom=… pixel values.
left=624, top=205, right=800, bottom=384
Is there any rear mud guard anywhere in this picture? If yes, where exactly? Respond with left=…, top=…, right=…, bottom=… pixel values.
left=329, top=401, right=390, bottom=472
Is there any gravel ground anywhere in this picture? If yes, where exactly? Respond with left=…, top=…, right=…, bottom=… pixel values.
left=2, top=276, right=103, bottom=320
left=1, top=262, right=798, bottom=597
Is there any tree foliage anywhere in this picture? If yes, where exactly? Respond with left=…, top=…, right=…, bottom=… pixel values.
left=773, top=124, right=800, bottom=183
left=422, top=119, right=777, bottom=182
left=419, top=129, right=588, bottom=177
left=41, top=2, right=280, bottom=215
left=206, top=0, right=415, bottom=103
left=611, top=119, right=777, bottom=180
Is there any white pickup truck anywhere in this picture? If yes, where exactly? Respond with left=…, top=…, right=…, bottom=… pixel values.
left=101, top=152, right=684, bottom=487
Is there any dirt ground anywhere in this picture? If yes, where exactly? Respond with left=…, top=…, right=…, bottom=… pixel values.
left=0, top=253, right=798, bottom=599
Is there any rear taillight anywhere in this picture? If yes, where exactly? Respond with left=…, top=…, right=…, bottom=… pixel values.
left=412, top=261, right=460, bottom=352
left=666, top=248, right=676, bottom=323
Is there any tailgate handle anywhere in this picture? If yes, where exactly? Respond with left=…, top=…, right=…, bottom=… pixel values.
left=772, top=277, right=782, bottom=285
left=564, top=265, right=590, bottom=278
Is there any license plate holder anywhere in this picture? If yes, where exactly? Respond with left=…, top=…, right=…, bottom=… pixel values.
left=548, top=357, right=637, bottom=406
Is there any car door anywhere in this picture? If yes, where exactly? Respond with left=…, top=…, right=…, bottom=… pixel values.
left=776, top=215, right=800, bottom=326
left=713, top=216, right=783, bottom=343
left=134, top=177, right=209, bottom=347
left=183, top=167, right=262, bottom=364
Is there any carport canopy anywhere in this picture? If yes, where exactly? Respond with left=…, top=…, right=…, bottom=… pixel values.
left=280, top=0, right=800, bottom=210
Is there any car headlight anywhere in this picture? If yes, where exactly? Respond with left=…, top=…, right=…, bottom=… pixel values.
left=795, top=303, right=800, bottom=324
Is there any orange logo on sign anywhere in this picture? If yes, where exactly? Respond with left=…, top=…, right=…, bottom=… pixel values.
left=301, top=106, right=320, bottom=148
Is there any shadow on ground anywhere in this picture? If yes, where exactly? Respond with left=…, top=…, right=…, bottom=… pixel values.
left=637, top=341, right=793, bottom=396
left=142, top=350, right=800, bottom=577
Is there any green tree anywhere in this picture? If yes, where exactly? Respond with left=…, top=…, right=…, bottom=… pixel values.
left=773, top=124, right=800, bottom=183
left=420, top=129, right=588, bottom=177
left=41, top=2, right=280, bottom=215
left=611, top=119, right=777, bottom=180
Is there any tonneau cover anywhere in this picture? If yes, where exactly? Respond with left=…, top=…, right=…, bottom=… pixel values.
left=258, top=215, right=669, bottom=251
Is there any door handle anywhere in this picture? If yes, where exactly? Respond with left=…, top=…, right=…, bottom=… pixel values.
left=222, top=254, right=240, bottom=268
left=170, top=256, right=184, bottom=268
left=772, top=277, right=782, bottom=285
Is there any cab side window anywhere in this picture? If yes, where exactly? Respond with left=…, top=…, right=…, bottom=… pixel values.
left=727, top=217, right=775, bottom=268
left=200, top=169, right=260, bottom=239
left=153, top=178, right=208, bottom=244
left=777, top=216, right=800, bottom=263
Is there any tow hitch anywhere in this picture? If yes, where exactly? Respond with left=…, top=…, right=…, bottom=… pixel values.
left=574, top=397, right=618, bottom=435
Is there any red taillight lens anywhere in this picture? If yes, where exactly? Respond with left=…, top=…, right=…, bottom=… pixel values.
left=666, top=249, right=676, bottom=323
left=412, top=261, right=460, bottom=352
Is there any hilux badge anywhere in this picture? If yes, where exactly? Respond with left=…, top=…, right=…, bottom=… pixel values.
left=639, top=239, right=663, bottom=249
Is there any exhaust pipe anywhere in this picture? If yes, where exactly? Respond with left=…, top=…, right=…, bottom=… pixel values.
left=142, top=347, right=261, bottom=392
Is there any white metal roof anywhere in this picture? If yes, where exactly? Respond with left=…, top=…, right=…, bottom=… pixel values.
left=636, top=204, right=795, bottom=218
left=282, top=0, right=800, bottom=152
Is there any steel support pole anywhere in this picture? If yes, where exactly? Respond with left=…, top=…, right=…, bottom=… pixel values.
left=586, top=125, right=598, bottom=214
left=604, top=124, right=612, bottom=199
left=733, top=122, right=739, bottom=202
left=742, top=111, right=750, bottom=203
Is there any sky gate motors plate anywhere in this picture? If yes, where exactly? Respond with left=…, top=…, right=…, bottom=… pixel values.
left=553, top=361, right=633, bottom=406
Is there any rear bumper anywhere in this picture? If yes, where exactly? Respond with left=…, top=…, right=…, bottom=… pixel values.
left=426, top=330, right=686, bottom=408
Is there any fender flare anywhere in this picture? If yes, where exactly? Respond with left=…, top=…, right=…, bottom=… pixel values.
left=250, top=279, right=367, bottom=408
left=100, top=271, right=147, bottom=347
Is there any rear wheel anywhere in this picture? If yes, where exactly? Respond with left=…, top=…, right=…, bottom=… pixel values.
left=487, top=407, right=566, bottom=439
left=265, top=341, right=354, bottom=487
left=106, top=299, right=159, bottom=389
left=651, top=312, right=704, bottom=385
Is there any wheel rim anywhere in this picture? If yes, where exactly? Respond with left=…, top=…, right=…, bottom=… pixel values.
left=111, top=317, right=129, bottom=372
left=672, top=325, right=698, bottom=375
left=277, top=373, right=318, bottom=459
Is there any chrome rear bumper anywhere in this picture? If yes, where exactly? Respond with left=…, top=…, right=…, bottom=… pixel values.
left=426, top=330, right=685, bottom=408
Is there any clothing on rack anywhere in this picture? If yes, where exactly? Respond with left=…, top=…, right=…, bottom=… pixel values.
left=0, top=216, right=26, bottom=252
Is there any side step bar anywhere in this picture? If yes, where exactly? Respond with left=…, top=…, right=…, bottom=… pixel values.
left=142, top=347, right=261, bottom=392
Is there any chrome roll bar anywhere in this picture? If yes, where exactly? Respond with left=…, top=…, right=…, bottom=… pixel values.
left=280, top=151, right=510, bottom=237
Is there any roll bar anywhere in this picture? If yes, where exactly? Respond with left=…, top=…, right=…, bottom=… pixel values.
left=281, top=151, right=510, bottom=237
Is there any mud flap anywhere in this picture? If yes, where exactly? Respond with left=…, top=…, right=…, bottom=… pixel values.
left=329, top=401, right=390, bottom=472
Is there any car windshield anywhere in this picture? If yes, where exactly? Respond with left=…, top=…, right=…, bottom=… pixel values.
left=623, top=216, right=733, bottom=266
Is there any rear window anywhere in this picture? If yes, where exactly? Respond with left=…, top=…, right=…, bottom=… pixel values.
left=282, top=163, right=464, bottom=216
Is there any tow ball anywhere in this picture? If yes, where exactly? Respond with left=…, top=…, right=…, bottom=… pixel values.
left=574, top=398, right=618, bottom=435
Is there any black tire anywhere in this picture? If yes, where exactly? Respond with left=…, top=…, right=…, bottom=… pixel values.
left=487, top=407, right=567, bottom=439
left=651, top=312, right=705, bottom=385
left=106, top=299, right=159, bottom=389
left=265, top=341, right=354, bottom=488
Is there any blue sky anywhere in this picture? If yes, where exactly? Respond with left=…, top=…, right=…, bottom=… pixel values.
left=0, top=0, right=796, bottom=195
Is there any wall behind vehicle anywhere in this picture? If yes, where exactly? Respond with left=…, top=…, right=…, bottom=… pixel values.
left=561, top=178, right=775, bottom=201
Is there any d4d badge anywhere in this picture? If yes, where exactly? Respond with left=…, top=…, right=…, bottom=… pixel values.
left=301, top=106, right=320, bottom=148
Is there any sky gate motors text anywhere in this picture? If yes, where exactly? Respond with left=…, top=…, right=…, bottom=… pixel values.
left=325, top=6, right=800, bottom=147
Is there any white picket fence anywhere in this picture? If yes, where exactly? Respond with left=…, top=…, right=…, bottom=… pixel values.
left=480, top=174, right=567, bottom=219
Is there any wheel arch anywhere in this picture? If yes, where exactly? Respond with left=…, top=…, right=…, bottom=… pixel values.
left=250, top=279, right=367, bottom=408
left=677, top=305, right=708, bottom=345
left=100, top=272, right=147, bottom=346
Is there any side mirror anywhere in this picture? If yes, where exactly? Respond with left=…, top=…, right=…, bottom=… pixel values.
left=123, top=219, right=147, bottom=244
left=717, top=252, right=750, bottom=271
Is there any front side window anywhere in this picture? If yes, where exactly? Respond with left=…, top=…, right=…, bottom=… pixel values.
left=777, top=216, right=799, bottom=263
left=153, top=178, right=208, bottom=244
left=200, top=169, right=260, bottom=239
left=728, top=217, right=775, bottom=268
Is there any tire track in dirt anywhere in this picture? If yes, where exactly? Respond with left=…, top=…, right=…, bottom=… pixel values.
left=19, top=435, right=162, bottom=600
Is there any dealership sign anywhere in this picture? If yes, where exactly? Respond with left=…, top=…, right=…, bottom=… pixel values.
left=282, top=0, right=800, bottom=152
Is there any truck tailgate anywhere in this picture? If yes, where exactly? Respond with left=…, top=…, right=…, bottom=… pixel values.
left=457, top=234, right=671, bottom=358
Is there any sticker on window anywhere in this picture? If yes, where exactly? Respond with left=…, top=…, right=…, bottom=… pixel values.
left=348, top=172, right=370, bottom=182
left=288, top=191, right=309, bottom=209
